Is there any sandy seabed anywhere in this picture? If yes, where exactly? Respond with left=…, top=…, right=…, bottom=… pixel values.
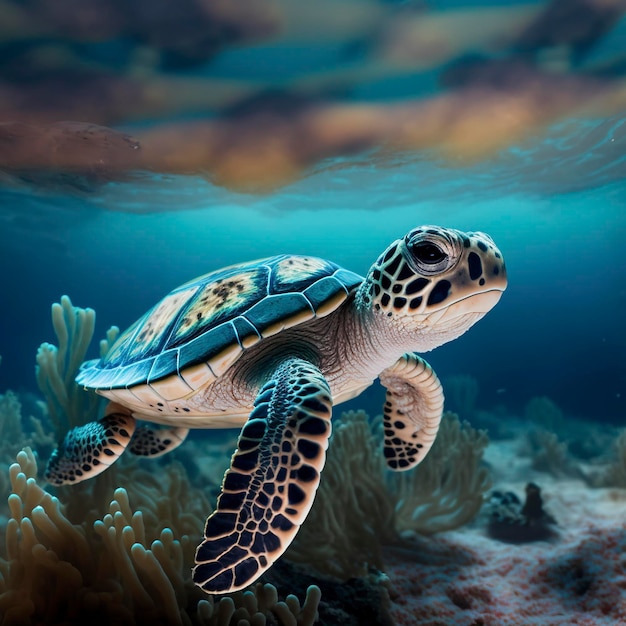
left=385, top=438, right=626, bottom=626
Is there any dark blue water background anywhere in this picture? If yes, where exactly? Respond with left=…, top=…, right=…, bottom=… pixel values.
left=0, top=0, right=625, bottom=425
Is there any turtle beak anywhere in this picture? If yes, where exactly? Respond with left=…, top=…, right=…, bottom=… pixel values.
left=434, top=289, right=504, bottom=323
left=462, top=289, right=504, bottom=314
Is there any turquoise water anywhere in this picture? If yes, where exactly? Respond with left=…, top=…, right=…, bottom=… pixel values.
left=0, top=1, right=624, bottom=435
left=3, top=158, right=625, bottom=420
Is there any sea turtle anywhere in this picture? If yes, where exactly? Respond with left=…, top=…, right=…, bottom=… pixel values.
left=46, top=225, right=507, bottom=593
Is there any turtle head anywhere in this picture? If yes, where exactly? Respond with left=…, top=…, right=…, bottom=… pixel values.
left=362, top=225, right=507, bottom=351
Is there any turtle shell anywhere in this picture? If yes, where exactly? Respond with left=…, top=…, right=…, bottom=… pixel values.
left=76, top=254, right=363, bottom=395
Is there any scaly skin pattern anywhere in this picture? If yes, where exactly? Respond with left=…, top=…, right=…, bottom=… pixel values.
left=193, top=358, right=333, bottom=592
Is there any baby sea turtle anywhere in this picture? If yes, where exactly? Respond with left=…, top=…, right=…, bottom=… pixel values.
left=46, top=225, right=507, bottom=593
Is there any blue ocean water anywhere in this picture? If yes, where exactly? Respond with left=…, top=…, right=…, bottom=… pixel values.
left=2, top=0, right=626, bottom=447
left=2, top=144, right=625, bottom=422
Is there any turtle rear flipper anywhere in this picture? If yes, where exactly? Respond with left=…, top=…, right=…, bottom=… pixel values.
left=128, top=425, right=189, bottom=457
left=193, top=358, right=332, bottom=593
left=45, top=403, right=136, bottom=485
left=379, top=352, right=444, bottom=471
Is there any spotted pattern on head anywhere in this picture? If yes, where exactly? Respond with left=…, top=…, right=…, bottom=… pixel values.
left=193, top=358, right=332, bottom=593
left=363, top=226, right=506, bottom=318
left=45, top=411, right=136, bottom=485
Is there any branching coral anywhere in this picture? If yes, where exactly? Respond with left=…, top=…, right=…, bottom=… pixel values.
left=597, top=429, right=626, bottom=488
left=524, top=396, right=565, bottom=432
left=286, top=410, right=491, bottom=580
left=0, top=391, right=55, bottom=500
left=35, top=295, right=118, bottom=440
left=197, top=583, right=321, bottom=626
left=526, top=429, right=585, bottom=480
left=392, top=412, right=491, bottom=536
left=0, top=392, right=52, bottom=460
left=0, top=448, right=321, bottom=626
left=0, top=393, right=20, bottom=448
left=286, top=410, right=397, bottom=579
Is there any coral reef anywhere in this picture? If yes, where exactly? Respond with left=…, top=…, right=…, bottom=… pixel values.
left=287, top=410, right=491, bottom=581
left=0, top=448, right=321, bottom=626
left=597, top=429, right=626, bottom=488
left=286, top=410, right=396, bottom=579
left=527, top=429, right=585, bottom=480
left=0, top=381, right=491, bottom=624
left=0, top=392, right=54, bottom=464
left=0, top=391, right=55, bottom=503
left=524, top=396, right=565, bottom=432
left=35, top=295, right=118, bottom=440
left=393, top=413, right=490, bottom=536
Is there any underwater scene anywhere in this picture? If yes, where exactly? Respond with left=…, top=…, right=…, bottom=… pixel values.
left=1, top=0, right=626, bottom=624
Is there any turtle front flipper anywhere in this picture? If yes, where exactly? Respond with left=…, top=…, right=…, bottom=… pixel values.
left=378, top=352, right=444, bottom=471
left=193, top=357, right=332, bottom=594
left=45, top=403, right=136, bottom=485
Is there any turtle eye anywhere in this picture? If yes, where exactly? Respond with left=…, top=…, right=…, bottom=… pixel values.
left=411, top=242, right=446, bottom=265
left=406, top=238, right=453, bottom=275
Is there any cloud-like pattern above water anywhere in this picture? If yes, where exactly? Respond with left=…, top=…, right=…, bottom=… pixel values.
left=0, top=0, right=624, bottom=209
